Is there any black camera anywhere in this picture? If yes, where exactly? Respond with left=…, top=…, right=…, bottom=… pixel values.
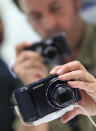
left=23, top=33, right=70, bottom=66
left=13, top=75, right=81, bottom=125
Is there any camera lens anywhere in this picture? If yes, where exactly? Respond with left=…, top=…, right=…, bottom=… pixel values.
left=44, top=47, right=57, bottom=59
left=46, top=77, right=75, bottom=109
left=52, top=85, right=73, bottom=108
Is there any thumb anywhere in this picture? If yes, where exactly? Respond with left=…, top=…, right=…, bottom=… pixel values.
left=16, top=42, right=32, bottom=56
left=61, top=107, right=82, bottom=123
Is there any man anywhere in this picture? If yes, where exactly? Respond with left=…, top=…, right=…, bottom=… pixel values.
left=12, top=0, right=96, bottom=131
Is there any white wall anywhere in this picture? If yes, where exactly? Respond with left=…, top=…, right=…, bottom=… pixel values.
left=0, top=0, right=40, bottom=65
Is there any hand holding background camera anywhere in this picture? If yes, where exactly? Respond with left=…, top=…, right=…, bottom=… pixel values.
left=50, top=61, right=96, bottom=123
left=13, top=33, right=70, bottom=85
left=13, top=42, right=47, bottom=84
left=23, top=33, right=70, bottom=67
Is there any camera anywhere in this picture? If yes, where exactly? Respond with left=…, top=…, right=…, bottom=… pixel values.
left=13, top=75, right=81, bottom=125
left=23, top=33, right=70, bottom=66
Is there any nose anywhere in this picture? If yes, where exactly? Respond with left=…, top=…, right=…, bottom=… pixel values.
left=42, top=13, right=57, bottom=32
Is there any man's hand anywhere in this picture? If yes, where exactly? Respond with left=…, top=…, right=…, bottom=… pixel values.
left=50, top=61, right=96, bottom=123
left=13, top=42, right=48, bottom=84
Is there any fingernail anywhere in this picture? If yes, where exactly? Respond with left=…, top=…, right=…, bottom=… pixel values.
left=61, top=118, right=66, bottom=124
left=68, top=81, right=72, bottom=84
left=61, top=119, right=65, bottom=123
left=68, top=81, right=74, bottom=85
left=50, top=69, right=55, bottom=74
left=58, top=75, right=66, bottom=80
left=57, top=69, right=63, bottom=74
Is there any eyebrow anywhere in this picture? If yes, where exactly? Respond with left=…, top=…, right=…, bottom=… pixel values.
left=28, top=0, right=59, bottom=16
left=49, top=0, right=60, bottom=8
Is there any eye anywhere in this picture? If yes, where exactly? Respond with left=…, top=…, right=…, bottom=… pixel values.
left=50, top=5, right=63, bottom=13
left=32, top=14, right=42, bottom=20
left=29, top=13, right=42, bottom=21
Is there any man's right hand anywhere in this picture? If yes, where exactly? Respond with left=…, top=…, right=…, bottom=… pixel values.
left=13, top=42, right=48, bottom=85
left=50, top=61, right=96, bottom=123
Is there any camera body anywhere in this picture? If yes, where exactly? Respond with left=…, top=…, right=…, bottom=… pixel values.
left=13, top=75, right=81, bottom=125
left=23, top=33, right=70, bottom=66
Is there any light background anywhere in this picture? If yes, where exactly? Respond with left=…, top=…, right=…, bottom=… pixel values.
left=0, top=0, right=41, bottom=65
left=0, top=0, right=96, bottom=65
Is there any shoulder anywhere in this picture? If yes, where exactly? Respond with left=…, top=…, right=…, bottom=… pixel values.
left=78, top=23, right=96, bottom=72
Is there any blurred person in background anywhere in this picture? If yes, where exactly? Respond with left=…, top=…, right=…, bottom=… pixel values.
left=0, top=12, right=16, bottom=131
left=0, top=9, right=28, bottom=131
left=12, top=0, right=96, bottom=131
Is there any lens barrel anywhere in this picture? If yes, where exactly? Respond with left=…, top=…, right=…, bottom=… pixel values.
left=46, top=78, right=75, bottom=109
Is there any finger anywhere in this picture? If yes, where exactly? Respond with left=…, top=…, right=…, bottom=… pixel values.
left=58, top=69, right=96, bottom=83
left=16, top=68, right=47, bottom=84
left=68, top=81, right=96, bottom=93
left=57, top=61, right=86, bottom=75
left=58, top=70, right=84, bottom=81
left=50, top=65, right=62, bottom=75
left=16, top=42, right=32, bottom=56
left=27, top=68, right=47, bottom=79
left=22, top=72, right=46, bottom=84
left=20, top=59, right=47, bottom=71
left=61, top=107, right=81, bottom=123
left=16, top=51, right=43, bottom=64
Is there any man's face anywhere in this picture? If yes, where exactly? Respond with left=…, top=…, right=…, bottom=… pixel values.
left=18, top=0, right=81, bottom=45
left=0, top=18, right=4, bottom=44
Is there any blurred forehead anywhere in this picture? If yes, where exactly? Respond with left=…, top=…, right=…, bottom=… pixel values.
left=19, top=0, right=73, bottom=13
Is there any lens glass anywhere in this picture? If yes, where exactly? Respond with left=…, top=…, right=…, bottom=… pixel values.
left=46, top=77, right=74, bottom=108
left=57, top=91, right=72, bottom=105
left=44, top=47, right=57, bottom=59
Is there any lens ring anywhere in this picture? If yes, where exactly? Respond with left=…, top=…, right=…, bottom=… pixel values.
left=52, top=84, right=75, bottom=108
left=46, top=77, right=75, bottom=109
left=44, top=46, right=57, bottom=59
left=46, top=78, right=59, bottom=108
